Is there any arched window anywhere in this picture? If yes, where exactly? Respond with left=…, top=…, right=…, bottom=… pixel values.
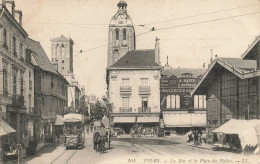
left=61, top=44, right=65, bottom=57
left=56, top=44, right=60, bottom=57
left=113, top=50, right=119, bottom=63
left=123, top=30, right=126, bottom=40
left=115, top=30, right=119, bottom=40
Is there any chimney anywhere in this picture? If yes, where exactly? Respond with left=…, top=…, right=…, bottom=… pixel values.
left=210, top=49, right=213, bottom=64
left=53, top=63, right=59, bottom=72
left=155, top=37, right=160, bottom=65
left=6, top=0, right=15, bottom=16
left=14, top=10, right=22, bottom=25
left=2, top=0, right=6, bottom=7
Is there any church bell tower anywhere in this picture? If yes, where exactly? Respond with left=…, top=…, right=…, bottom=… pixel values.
left=107, top=0, right=136, bottom=67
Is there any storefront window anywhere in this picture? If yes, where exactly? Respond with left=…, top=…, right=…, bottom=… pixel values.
left=166, top=95, right=180, bottom=109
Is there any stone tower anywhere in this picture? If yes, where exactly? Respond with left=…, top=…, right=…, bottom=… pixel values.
left=51, top=35, right=74, bottom=75
left=107, top=0, right=136, bottom=67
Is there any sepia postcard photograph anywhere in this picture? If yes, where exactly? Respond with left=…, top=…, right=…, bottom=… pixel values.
left=0, top=0, right=260, bottom=163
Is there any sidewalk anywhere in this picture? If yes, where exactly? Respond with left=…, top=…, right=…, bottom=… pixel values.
left=4, top=137, right=65, bottom=164
left=187, top=142, right=214, bottom=150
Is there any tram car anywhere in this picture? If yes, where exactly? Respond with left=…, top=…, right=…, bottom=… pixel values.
left=64, top=113, right=85, bottom=149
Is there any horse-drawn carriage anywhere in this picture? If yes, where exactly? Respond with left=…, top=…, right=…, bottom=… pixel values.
left=64, top=113, right=85, bottom=149
left=93, top=118, right=111, bottom=154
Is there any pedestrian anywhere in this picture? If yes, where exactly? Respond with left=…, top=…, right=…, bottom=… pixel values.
left=198, top=130, right=203, bottom=144
left=56, top=131, right=60, bottom=142
left=187, top=130, right=193, bottom=142
left=193, top=131, right=198, bottom=145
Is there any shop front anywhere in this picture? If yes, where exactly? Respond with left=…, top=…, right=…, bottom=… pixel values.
left=111, top=113, right=160, bottom=136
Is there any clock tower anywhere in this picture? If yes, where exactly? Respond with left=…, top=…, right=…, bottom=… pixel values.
left=107, top=0, right=136, bottom=67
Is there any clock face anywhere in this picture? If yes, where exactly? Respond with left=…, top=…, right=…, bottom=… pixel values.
left=118, top=14, right=125, bottom=20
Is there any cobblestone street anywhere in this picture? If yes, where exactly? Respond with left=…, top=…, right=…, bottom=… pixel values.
left=5, top=134, right=258, bottom=164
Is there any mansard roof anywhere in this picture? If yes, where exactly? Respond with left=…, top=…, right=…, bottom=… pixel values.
left=191, top=57, right=260, bottom=95
left=108, top=49, right=161, bottom=70
left=161, top=65, right=206, bottom=78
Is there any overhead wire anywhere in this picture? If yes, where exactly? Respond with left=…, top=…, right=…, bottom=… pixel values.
left=76, top=11, right=259, bottom=54
left=141, top=3, right=257, bottom=26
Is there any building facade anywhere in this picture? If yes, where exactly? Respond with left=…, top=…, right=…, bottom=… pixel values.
left=51, top=35, right=85, bottom=114
left=192, top=36, right=260, bottom=142
left=107, top=48, right=161, bottom=133
left=107, top=0, right=135, bottom=67
left=160, top=64, right=206, bottom=133
left=26, top=38, right=69, bottom=147
left=0, top=0, right=36, bottom=150
left=51, top=35, right=73, bottom=75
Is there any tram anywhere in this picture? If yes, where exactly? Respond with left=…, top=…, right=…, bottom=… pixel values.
left=64, top=113, right=85, bottom=149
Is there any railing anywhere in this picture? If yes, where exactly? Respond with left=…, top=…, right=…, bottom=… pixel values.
left=138, top=86, right=151, bottom=94
left=138, top=107, right=151, bottom=113
left=120, top=86, right=132, bottom=92
left=119, top=107, right=132, bottom=113
left=12, top=94, right=25, bottom=106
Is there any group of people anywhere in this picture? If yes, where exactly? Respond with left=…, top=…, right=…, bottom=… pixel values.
left=187, top=130, right=203, bottom=145
left=130, top=125, right=158, bottom=137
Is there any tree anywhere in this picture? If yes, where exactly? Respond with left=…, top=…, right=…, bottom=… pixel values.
left=90, top=102, right=105, bottom=121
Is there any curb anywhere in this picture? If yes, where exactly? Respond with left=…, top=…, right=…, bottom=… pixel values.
left=188, top=144, right=213, bottom=150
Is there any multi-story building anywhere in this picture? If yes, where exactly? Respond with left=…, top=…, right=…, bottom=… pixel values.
left=0, top=0, right=36, bottom=149
left=51, top=35, right=85, bottom=114
left=192, top=35, right=260, bottom=142
left=106, top=1, right=161, bottom=134
left=160, top=62, right=206, bottom=133
left=107, top=0, right=135, bottom=67
left=26, top=38, right=69, bottom=147
left=107, top=45, right=161, bottom=133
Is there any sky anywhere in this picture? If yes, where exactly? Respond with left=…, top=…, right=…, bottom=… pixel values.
left=14, top=0, right=260, bottom=97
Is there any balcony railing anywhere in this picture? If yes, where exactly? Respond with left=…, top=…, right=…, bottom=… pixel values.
left=120, top=86, right=132, bottom=92
left=12, top=94, right=25, bottom=106
left=119, top=107, right=132, bottom=113
left=120, top=86, right=132, bottom=96
left=138, top=86, right=151, bottom=95
left=138, top=107, right=151, bottom=113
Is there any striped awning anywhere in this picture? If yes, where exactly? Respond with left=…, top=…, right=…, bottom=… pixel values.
left=0, top=119, right=16, bottom=136
left=113, top=117, right=136, bottom=123
left=137, top=117, right=159, bottom=123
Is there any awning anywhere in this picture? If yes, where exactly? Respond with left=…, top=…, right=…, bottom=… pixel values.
left=94, top=121, right=101, bottom=127
left=213, top=119, right=260, bottom=149
left=0, top=120, right=16, bottom=136
left=64, top=113, right=84, bottom=122
left=163, top=112, right=206, bottom=127
left=55, top=115, right=64, bottom=125
left=113, top=117, right=136, bottom=123
left=137, top=117, right=159, bottom=123
left=101, top=115, right=110, bottom=128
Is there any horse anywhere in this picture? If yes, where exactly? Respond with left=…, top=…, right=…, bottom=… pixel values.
left=93, top=132, right=100, bottom=151
left=98, top=136, right=106, bottom=154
